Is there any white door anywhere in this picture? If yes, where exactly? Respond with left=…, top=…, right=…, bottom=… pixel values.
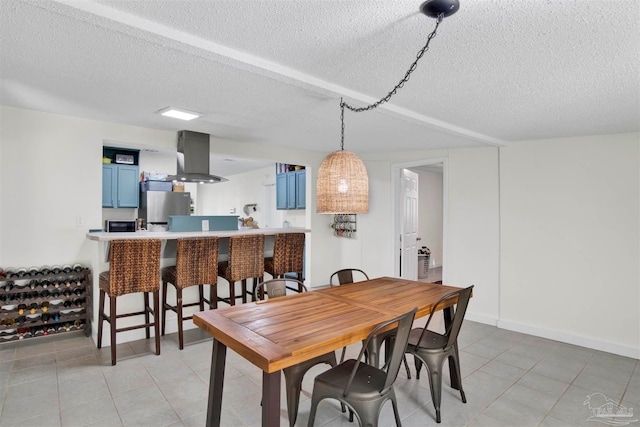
left=400, top=169, right=419, bottom=279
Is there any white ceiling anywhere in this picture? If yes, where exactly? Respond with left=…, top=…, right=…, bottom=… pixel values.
left=1, top=0, right=639, bottom=161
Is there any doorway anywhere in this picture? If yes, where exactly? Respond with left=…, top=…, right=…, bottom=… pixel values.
left=392, top=158, right=446, bottom=282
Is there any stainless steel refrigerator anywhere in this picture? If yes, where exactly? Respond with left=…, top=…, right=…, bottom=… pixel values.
left=139, top=191, right=191, bottom=227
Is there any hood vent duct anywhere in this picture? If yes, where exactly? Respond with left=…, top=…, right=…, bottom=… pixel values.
left=167, top=131, right=228, bottom=184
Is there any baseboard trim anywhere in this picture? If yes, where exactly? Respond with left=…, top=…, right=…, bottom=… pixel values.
left=465, top=312, right=498, bottom=326
left=497, top=319, right=640, bottom=359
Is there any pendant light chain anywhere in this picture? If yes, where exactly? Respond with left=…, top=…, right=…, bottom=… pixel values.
left=340, top=99, right=346, bottom=150
left=342, top=13, right=444, bottom=117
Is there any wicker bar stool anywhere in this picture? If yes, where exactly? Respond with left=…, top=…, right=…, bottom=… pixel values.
left=161, top=237, right=219, bottom=350
left=264, top=233, right=305, bottom=291
left=97, top=239, right=162, bottom=365
left=217, top=234, right=264, bottom=306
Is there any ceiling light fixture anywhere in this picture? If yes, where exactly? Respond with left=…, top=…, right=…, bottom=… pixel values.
left=316, top=0, right=459, bottom=214
left=157, top=107, right=202, bottom=121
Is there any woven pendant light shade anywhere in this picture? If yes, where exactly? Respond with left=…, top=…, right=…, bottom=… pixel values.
left=316, top=150, right=369, bottom=214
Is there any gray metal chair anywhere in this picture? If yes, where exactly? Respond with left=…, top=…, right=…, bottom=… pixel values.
left=405, top=285, right=473, bottom=423
left=254, top=279, right=343, bottom=427
left=329, top=268, right=369, bottom=286
left=253, top=277, right=308, bottom=301
left=307, top=307, right=418, bottom=427
left=330, top=268, right=412, bottom=380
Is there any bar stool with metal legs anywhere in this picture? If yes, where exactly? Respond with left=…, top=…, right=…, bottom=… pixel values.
left=217, top=234, right=264, bottom=306
left=264, top=233, right=305, bottom=291
left=161, top=237, right=219, bottom=349
left=97, top=239, right=162, bottom=365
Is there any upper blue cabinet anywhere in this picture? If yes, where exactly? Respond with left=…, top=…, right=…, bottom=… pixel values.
left=275, top=164, right=306, bottom=210
left=102, top=147, right=140, bottom=208
left=102, top=164, right=139, bottom=208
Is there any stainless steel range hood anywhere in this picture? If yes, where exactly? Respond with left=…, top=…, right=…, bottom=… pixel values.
left=167, top=131, right=228, bottom=183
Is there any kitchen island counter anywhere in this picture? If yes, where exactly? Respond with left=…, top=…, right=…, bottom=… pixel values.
left=84, top=226, right=311, bottom=346
left=86, top=227, right=309, bottom=241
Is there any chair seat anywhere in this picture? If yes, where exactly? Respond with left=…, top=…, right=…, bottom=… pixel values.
left=407, top=328, right=448, bottom=350
left=315, top=359, right=387, bottom=397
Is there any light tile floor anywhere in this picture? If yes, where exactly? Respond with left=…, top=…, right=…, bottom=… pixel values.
left=0, top=320, right=638, bottom=427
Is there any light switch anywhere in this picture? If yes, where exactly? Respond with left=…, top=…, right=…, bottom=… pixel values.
left=201, top=220, right=209, bottom=231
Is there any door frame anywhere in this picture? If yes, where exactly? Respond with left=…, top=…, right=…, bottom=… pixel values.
left=391, top=157, right=448, bottom=279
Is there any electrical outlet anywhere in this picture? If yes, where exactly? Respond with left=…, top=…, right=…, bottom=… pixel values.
left=229, top=207, right=236, bottom=214
left=75, top=216, right=84, bottom=227
left=201, top=220, right=209, bottom=231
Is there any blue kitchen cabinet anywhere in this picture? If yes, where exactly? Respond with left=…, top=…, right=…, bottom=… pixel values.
left=295, top=169, right=306, bottom=209
left=286, top=172, right=297, bottom=209
left=102, top=164, right=139, bottom=208
left=276, top=169, right=306, bottom=210
left=276, top=173, right=288, bottom=210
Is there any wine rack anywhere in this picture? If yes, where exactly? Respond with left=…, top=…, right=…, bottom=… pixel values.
left=0, top=265, right=91, bottom=342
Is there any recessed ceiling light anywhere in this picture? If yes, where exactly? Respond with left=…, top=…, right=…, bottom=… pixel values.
left=157, top=107, right=202, bottom=121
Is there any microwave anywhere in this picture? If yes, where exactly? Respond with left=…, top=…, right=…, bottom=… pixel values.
left=105, top=220, right=136, bottom=233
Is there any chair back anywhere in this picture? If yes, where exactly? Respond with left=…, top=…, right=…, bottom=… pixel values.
left=271, top=233, right=305, bottom=276
left=108, top=239, right=162, bottom=296
left=330, top=268, right=369, bottom=286
left=418, top=285, right=473, bottom=349
left=346, top=307, right=417, bottom=395
left=174, top=237, right=219, bottom=288
left=227, top=234, right=265, bottom=281
left=254, top=278, right=308, bottom=300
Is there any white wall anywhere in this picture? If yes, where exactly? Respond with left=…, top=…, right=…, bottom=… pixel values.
left=414, top=169, right=444, bottom=267
left=447, top=147, right=501, bottom=325
left=0, top=106, right=328, bottom=344
left=358, top=138, right=639, bottom=358
left=499, top=134, right=639, bottom=357
left=2, top=106, right=638, bottom=357
left=197, top=165, right=304, bottom=229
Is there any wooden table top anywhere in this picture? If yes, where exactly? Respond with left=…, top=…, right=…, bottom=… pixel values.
left=193, top=277, right=462, bottom=373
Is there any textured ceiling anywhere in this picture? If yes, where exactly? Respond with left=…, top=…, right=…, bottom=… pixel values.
left=1, top=0, right=638, bottom=160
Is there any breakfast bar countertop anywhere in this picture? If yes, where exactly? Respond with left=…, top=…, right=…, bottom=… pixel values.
left=85, top=227, right=310, bottom=241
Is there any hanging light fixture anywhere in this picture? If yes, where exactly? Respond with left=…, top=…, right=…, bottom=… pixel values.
left=316, top=0, right=460, bottom=214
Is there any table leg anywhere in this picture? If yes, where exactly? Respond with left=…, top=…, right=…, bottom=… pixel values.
left=206, top=339, right=227, bottom=427
left=443, top=306, right=462, bottom=390
left=365, top=336, right=381, bottom=368
left=262, top=370, right=281, bottom=427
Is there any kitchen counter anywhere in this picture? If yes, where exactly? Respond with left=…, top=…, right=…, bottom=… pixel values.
left=85, top=227, right=310, bottom=241
left=84, top=226, right=311, bottom=345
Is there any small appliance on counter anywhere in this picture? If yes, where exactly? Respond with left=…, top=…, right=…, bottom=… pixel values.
left=105, top=220, right=137, bottom=233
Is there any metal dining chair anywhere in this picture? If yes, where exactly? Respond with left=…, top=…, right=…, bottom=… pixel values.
left=405, top=285, right=473, bottom=423
left=330, top=268, right=412, bottom=380
left=254, top=278, right=344, bottom=427
left=329, top=268, right=369, bottom=286
left=307, top=307, right=418, bottom=427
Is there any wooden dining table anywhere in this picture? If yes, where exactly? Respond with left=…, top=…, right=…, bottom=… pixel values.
left=193, top=276, right=465, bottom=427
